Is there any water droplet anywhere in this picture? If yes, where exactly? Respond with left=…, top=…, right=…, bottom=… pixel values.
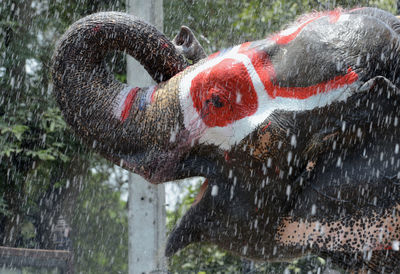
left=311, top=204, right=317, bottom=215
left=290, top=134, right=297, bottom=147
left=287, top=151, right=292, bottom=164
left=211, top=185, right=218, bottom=196
left=336, top=157, right=342, bottom=167
left=392, top=240, right=400, bottom=251
left=286, top=185, right=291, bottom=197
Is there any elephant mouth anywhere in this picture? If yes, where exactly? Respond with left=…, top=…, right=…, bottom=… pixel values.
left=192, top=179, right=208, bottom=206
left=135, top=153, right=187, bottom=184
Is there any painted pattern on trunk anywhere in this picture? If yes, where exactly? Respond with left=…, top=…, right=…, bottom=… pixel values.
left=113, top=85, right=139, bottom=121
left=113, top=85, right=158, bottom=121
left=119, top=86, right=140, bottom=121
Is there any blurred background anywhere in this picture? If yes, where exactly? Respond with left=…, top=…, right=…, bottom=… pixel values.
left=0, top=0, right=396, bottom=273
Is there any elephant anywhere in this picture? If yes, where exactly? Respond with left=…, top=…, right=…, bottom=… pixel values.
left=52, top=7, right=400, bottom=272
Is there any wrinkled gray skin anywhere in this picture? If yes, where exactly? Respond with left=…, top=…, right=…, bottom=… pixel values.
left=52, top=8, right=400, bottom=272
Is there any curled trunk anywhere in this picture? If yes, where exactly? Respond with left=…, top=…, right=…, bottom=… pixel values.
left=52, top=12, right=188, bottom=181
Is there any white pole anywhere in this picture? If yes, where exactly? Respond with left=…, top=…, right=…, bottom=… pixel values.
left=126, top=1, right=166, bottom=273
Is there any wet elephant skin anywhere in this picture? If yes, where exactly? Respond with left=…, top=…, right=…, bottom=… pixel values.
left=52, top=7, right=400, bottom=272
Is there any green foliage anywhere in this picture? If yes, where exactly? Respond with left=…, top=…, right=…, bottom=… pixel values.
left=72, top=165, right=128, bottom=273
left=0, top=107, right=69, bottom=161
left=0, top=0, right=128, bottom=272
left=164, top=0, right=247, bottom=53
left=0, top=195, right=11, bottom=216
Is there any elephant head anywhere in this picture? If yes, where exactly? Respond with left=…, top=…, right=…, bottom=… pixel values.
left=53, top=8, right=400, bottom=272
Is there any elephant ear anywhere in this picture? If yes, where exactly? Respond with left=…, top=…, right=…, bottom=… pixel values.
left=350, top=7, right=400, bottom=35
left=276, top=77, right=400, bottom=272
left=172, top=26, right=207, bottom=63
left=354, top=76, right=400, bottom=94
left=292, top=75, right=400, bottom=223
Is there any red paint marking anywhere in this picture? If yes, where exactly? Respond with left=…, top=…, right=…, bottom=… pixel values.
left=120, top=87, right=139, bottom=122
left=267, top=68, right=358, bottom=99
left=208, top=51, right=220, bottom=60
left=193, top=179, right=209, bottom=206
left=92, top=25, right=101, bottom=32
left=271, top=9, right=344, bottom=45
left=349, top=7, right=365, bottom=12
left=150, top=86, right=158, bottom=103
left=190, top=58, right=258, bottom=127
left=271, top=17, right=321, bottom=45
left=262, top=121, right=271, bottom=131
left=224, top=151, right=230, bottom=162
left=206, top=43, right=251, bottom=61
left=375, top=244, right=393, bottom=251
left=238, top=42, right=251, bottom=53
left=328, top=10, right=341, bottom=23
left=247, top=48, right=358, bottom=99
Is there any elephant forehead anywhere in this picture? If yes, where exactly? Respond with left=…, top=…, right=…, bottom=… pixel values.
left=190, top=58, right=259, bottom=128
left=178, top=18, right=360, bottom=150
left=179, top=45, right=268, bottom=149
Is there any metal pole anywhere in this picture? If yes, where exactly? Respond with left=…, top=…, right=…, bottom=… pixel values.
left=126, top=1, right=166, bottom=273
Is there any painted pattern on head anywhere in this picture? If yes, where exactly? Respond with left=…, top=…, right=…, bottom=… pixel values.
left=179, top=10, right=359, bottom=150
left=271, top=10, right=343, bottom=45
left=190, top=57, right=258, bottom=128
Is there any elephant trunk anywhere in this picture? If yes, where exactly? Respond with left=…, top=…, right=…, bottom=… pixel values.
left=52, top=12, right=189, bottom=182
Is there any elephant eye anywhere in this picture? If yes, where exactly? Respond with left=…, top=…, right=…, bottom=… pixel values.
left=206, top=94, right=224, bottom=108
left=211, top=94, right=224, bottom=108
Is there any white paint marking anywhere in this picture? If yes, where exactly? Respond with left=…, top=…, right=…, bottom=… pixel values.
left=112, top=85, right=134, bottom=119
